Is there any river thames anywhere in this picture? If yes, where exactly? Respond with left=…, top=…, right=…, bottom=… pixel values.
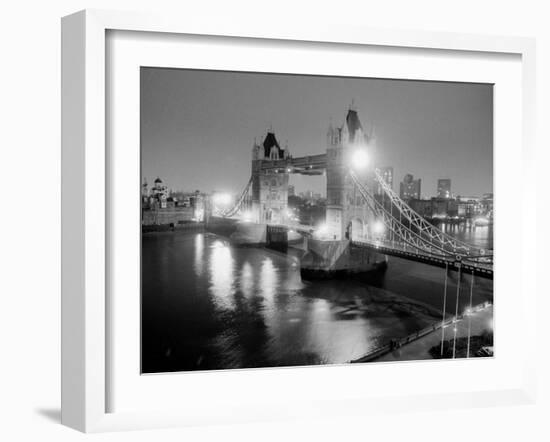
left=141, top=224, right=493, bottom=373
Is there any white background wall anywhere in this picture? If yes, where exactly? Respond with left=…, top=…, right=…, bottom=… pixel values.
left=0, top=1, right=548, bottom=440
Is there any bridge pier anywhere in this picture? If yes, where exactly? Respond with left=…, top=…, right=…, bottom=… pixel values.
left=266, top=225, right=288, bottom=252
left=300, top=238, right=386, bottom=279
left=207, top=217, right=267, bottom=245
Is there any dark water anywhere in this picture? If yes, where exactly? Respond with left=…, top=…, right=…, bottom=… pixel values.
left=141, top=224, right=493, bottom=373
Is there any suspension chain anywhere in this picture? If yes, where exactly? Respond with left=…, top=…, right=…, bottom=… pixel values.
left=222, top=176, right=253, bottom=218
left=372, top=168, right=489, bottom=256
left=350, top=170, right=492, bottom=265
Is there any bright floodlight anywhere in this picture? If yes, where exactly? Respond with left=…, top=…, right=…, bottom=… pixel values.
left=351, top=149, right=369, bottom=170
left=213, top=192, right=232, bottom=206
left=373, top=220, right=385, bottom=235
left=241, top=211, right=253, bottom=222
left=315, top=223, right=329, bottom=239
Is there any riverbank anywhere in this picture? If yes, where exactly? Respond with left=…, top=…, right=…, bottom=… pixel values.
left=142, top=222, right=205, bottom=234
left=354, top=304, right=493, bottom=363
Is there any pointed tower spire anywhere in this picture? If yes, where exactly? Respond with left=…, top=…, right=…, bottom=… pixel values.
left=327, top=117, right=334, bottom=133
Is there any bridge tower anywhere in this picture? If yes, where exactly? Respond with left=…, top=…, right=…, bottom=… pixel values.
left=251, top=131, right=290, bottom=224
left=326, top=107, right=375, bottom=240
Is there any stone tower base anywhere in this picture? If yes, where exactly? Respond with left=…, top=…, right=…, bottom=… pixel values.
left=300, top=238, right=387, bottom=279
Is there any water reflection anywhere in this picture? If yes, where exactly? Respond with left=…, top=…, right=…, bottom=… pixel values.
left=239, top=262, right=254, bottom=298
left=193, top=233, right=204, bottom=276
left=259, top=258, right=278, bottom=302
left=142, top=227, right=493, bottom=373
left=438, top=223, right=493, bottom=250
left=208, top=240, right=235, bottom=309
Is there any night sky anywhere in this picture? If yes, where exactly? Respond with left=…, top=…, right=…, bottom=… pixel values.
left=141, top=68, right=493, bottom=198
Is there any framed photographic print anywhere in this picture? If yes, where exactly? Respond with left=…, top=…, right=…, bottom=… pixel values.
left=61, top=9, right=537, bottom=432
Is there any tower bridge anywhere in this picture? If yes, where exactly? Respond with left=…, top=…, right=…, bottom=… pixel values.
left=213, top=107, right=493, bottom=280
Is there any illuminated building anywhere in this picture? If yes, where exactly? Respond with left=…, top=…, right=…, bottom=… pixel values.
left=251, top=131, right=291, bottom=223
left=151, top=177, right=169, bottom=208
left=376, top=166, right=394, bottom=195
left=399, top=174, right=421, bottom=200
left=437, top=179, right=452, bottom=199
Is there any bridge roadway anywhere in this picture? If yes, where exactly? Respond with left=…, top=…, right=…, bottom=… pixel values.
left=351, top=239, right=493, bottom=279
left=264, top=222, right=493, bottom=280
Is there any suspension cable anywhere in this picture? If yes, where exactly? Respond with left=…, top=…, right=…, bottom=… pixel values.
left=351, top=170, right=492, bottom=267
left=222, top=176, right=253, bottom=218
left=373, top=168, right=488, bottom=255
left=350, top=171, right=452, bottom=257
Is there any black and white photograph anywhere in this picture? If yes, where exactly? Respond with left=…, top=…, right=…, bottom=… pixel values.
left=5, top=0, right=549, bottom=439
left=140, top=68, right=494, bottom=373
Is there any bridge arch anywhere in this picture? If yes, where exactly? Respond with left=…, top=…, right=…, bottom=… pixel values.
left=346, top=217, right=366, bottom=241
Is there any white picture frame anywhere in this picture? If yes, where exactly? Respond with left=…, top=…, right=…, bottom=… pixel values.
left=61, top=9, right=537, bottom=433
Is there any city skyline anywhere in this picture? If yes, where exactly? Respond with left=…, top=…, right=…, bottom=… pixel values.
left=142, top=174, right=491, bottom=201
left=141, top=68, right=493, bottom=197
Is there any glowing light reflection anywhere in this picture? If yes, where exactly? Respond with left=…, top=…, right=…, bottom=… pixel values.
left=259, top=258, right=278, bottom=303
left=208, top=240, right=235, bottom=309
left=240, top=262, right=254, bottom=298
left=193, top=234, right=204, bottom=276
